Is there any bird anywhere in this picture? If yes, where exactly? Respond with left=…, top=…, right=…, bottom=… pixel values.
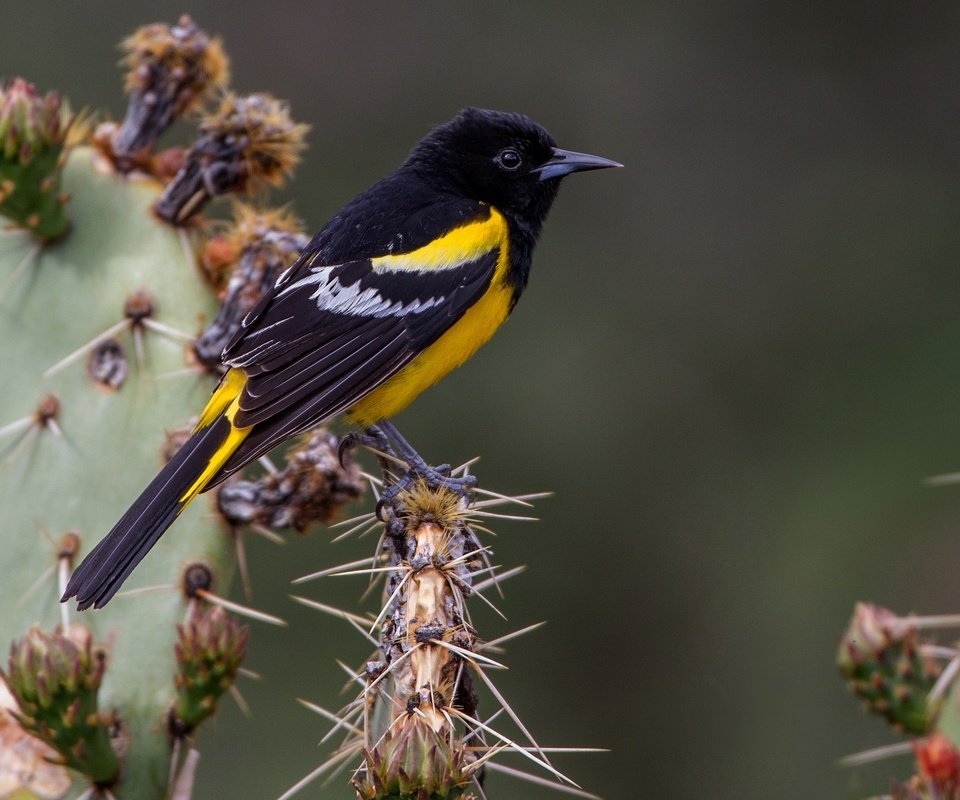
left=62, top=106, right=621, bottom=610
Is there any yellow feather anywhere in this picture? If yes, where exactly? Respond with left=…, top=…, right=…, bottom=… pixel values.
left=195, top=367, right=247, bottom=429
left=370, top=206, right=504, bottom=272
left=181, top=367, right=251, bottom=503
left=180, top=396, right=251, bottom=503
left=347, top=210, right=514, bottom=427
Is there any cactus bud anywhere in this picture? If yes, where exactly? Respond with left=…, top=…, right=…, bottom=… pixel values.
left=355, top=719, right=472, bottom=800
left=172, top=605, right=248, bottom=733
left=916, top=733, right=960, bottom=793
left=837, top=603, right=941, bottom=734
left=0, top=78, right=71, bottom=241
left=2, top=626, right=118, bottom=786
left=113, top=15, right=230, bottom=162
left=154, top=93, right=308, bottom=224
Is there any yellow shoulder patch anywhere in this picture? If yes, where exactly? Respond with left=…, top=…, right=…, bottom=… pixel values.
left=370, top=207, right=508, bottom=273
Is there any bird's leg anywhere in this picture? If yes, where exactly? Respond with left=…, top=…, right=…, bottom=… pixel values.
left=366, top=420, right=477, bottom=500
left=338, top=426, right=404, bottom=493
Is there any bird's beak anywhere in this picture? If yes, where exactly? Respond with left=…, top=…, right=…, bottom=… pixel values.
left=535, top=147, right=623, bottom=181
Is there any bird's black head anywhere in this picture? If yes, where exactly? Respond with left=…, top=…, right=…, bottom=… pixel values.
left=406, top=107, right=620, bottom=239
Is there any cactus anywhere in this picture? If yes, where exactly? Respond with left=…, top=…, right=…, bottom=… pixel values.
left=2, top=17, right=602, bottom=800
left=0, top=130, right=231, bottom=797
left=0, top=19, right=351, bottom=800
left=837, top=604, right=960, bottom=796
left=285, top=469, right=595, bottom=800
left=3, top=625, right=117, bottom=786
left=837, top=602, right=942, bottom=735
left=0, top=78, right=73, bottom=243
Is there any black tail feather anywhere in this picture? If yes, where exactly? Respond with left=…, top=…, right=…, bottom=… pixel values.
left=61, top=416, right=233, bottom=610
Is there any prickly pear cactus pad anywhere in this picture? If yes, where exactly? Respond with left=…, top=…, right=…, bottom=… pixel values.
left=0, top=15, right=357, bottom=796
left=0, top=143, right=228, bottom=798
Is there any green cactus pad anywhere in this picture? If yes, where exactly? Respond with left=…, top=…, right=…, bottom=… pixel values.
left=0, top=145, right=230, bottom=797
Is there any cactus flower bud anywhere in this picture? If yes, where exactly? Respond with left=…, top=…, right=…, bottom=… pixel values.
left=0, top=78, right=71, bottom=241
left=1, top=626, right=118, bottom=786
left=838, top=603, right=941, bottom=734
left=172, top=605, right=248, bottom=733
left=354, top=719, right=472, bottom=800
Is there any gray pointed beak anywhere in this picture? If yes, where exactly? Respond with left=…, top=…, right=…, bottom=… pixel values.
left=535, top=147, right=623, bottom=181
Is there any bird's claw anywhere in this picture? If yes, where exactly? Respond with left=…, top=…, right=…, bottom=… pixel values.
left=337, top=433, right=358, bottom=467
left=338, top=430, right=389, bottom=467
left=380, top=465, right=477, bottom=505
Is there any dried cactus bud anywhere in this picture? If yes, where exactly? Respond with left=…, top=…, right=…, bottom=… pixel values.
left=837, top=603, right=941, bottom=734
left=354, top=719, right=472, bottom=800
left=217, top=429, right=365, bottom=532
left=172, top=605, right=248, bottom=733
left=0, top=78, right=71, bottom=241
left=2, top=625, right=118, bottom=785
left=199, top=234, right=241, bottom=292
left=113, top=15, right=229, bottom=161
left=154, top=92, right=307, bottom=224
left=193, top=204, right=306, bottom=368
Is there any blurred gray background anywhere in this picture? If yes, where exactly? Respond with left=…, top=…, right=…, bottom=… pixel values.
left=6, top=2, right=960, bottom=797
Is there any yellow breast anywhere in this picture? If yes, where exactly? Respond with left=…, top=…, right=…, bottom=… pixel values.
left=347, top=210, right=514, bottom=427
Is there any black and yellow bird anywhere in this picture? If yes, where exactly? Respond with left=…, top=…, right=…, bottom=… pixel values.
left=62, top=107, right=620, bottom=610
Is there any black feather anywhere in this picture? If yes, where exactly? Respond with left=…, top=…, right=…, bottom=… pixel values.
left=61, top=415, right=234, bottom=609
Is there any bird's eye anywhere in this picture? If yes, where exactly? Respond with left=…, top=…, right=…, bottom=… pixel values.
left=496, top=148, right=522, bottom=171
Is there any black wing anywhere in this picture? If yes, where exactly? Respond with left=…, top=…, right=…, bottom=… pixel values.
left=209, top=248, right=498, bottom=485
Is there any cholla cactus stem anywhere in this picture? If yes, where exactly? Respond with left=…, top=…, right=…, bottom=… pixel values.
left=285, top=460, right=596, bottom=799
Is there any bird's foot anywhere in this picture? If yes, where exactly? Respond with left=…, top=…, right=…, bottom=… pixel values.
left=338, top=429, right=389, bottom=467
left=348, top=421, right=477, bottom=502
left=383, top=463, right=478, bottom=502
